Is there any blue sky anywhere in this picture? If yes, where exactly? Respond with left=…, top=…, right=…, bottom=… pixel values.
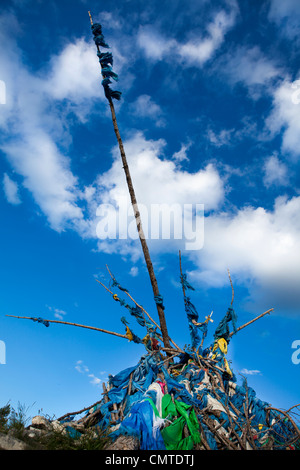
left=1, top=0, right=300, bottom=420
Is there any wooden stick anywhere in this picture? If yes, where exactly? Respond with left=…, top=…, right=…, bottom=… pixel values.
left=96, top=277, right=162, bottom=340
left=95, top=278, right=114, bottom=296
left=160, top=352, right=181, bottom=364
left=119, top=372, right=133, bottom=420
left=96, top=277, right=159, bottom=345
left=6, top=315, right=128, bottom=340
left=127, top=372, right=133, bottom=396
left=96, top=276, right=182, bottom=352
left=88, top=11, right=93, bottom=26
left=102, top=382, right=109, bottom=409
left=179, top=250, right=186, bottom=298
left=58, top=399, right=102, bottom=422
left=96, top=276, right=154, bottom=335
left=96, top=275, right=182, bottom=353
left=103, top=381, right=118, bottom=424
left=162, top=346, right=183, bottom=354
left=105, top=265, right=182, bottom=352
left=286, top=403, right=300, bottom=414
left=193, top=408, right=211, bottom=450
left=105, top=265, right=155, bottom=329
left=229, top=308, right=274, bottom=338
left=201, top=415, right=238, bottom=450
left=266, top=406, right=300, bottom=440
left=112, top=402, right=119, bottom=422
left=243, top=378, right=257, bottom=449
left=89, top=12, right=172, bottom=349
left=107, top=96, right=171, bottom=350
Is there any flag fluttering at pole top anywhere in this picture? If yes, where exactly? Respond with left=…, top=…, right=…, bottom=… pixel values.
left=89, top=12, right=122, bottom=101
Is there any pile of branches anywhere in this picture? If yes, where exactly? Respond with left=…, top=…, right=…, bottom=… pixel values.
left=54, top=346, right=300, bottom=451
left=7, top=263, right=300, bottom=450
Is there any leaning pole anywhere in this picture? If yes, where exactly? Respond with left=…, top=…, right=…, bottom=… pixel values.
left=88, top=12, right=171, bottom=349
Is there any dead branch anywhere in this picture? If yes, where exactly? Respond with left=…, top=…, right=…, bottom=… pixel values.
left=229, top=308, right=274, bottom=338
left=97, top=274, right=182, bottom=352
left=6, top=315, right=129, bottom=340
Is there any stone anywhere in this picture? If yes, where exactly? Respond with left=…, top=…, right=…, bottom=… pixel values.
left=31, top=415, right=51, bottom=430
left=26, top=427, right=45, bottom=439
left=50, top=419, right=67, bottom=434
left=105, top=435, right=139, bottom=450
left=0, top=432, right=31, bottom=450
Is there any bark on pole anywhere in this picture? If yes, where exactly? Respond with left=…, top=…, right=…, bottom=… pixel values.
left=107, top=99, right=171, bottom=349
left=89, top=12, right=171, bottom=349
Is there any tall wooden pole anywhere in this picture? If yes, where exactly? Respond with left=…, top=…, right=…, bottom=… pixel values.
left=88, top=12, right=171, bottom=349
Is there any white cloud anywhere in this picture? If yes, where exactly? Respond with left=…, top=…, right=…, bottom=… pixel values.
left=3, top=173, right=21, bottom=205
left=98, top=132, right=224, bottom=210
left=206, top=128, right=234, bottom=147
left=75, top=360, right=89, bottom=374
left=3, top=132, right=84, bottom=232
left=218, top=46, right=281, bottom=98
left=266, top=78, right=300, bottom=159
left=0, top=15, right=136, bottom=239
left=129, top=266, right=139, bottom=277
left=84, top=135, right=300, bottom=316
left=187, top=195, right=300, bottom=312
left=178, top=8, right=238, bottom=66
left=88, top=374, right=101, bottom=386
left=240, top=368, right=261, bottom=376
left=269, top=0, right=300, bottom=18
left=75, top=360, right=103, bottom=387
left=93, top=131, right=224, bottom=256
left=137, top=5, right=238, bottom=67
left=205, top=118, right=259, bottom=148
left=137, top=27, right=176, bottom=61
left=46, top=306, right=67, bottom=320
left=268, top=0, right=300, bottom=40
left=263, top=154, right=289, bottom=188
left=0, top=23, right=99, bottom=234
left=0, top=14, right=23, bottom=130
left=1, top=11, right=299, bottom=319
left=172, top=141, right=192, bottom=163
left=0, top=79, right=5, bottom=105
left=44, top=38, right=103, bottom=105
left=54, top=309, right=67, bottom=320
left=0, top=11, right=227, bottom=250
left=129, top=94, right=165, bottom=126
left=94, top=11, right=123, bottom=30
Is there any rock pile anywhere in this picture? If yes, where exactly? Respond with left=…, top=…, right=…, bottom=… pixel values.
left=0, top=413, right=107, bottom=450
